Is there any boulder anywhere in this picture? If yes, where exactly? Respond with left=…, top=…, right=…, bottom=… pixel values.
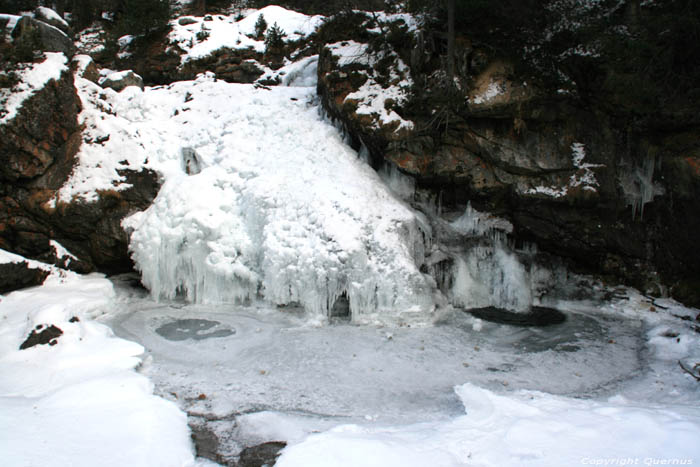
left=11, top=15, right=75, bottom=57
left=100, top=70, right=144, bottom=92
left=72, top=54, right=100, bottom=83
left=33, top=6, right=72, bottom=37
left=178, top=17, right=198, bottom=26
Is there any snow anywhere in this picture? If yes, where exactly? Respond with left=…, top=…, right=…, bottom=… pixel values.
left=237, top=5, right=324, bottom=39
left=105, top=279, right=700, bottom=465
left=276, top=383, right=700, bottom=467
left=116, top=78, right=432, bottom=324
left=56, top=67, right=433, bottom=323
left=0, top=265, right=195, bottom=467
left=0, top=52, right=68, bottom=125
left=75, top=24, right=107, bottom=55
left=326, top=41, right=370, bottom=67
left=168, top=6, right=323, bottom=63
left=35, top=6, right=68, bottom=29
left=471, top=80, right=505, bottom=104
left=4, top=7, right=695, bottom=464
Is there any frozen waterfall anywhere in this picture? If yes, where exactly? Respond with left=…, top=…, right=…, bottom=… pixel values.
left=121, top=77, right=435, bottom=325
left=65, top=66, right=547, bottom=324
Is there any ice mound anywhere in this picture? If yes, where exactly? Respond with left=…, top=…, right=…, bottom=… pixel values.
left=119, top=76, right=434, bottom=324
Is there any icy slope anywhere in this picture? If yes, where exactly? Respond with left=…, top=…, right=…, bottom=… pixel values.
left=58, top=71, right=435, bottom=324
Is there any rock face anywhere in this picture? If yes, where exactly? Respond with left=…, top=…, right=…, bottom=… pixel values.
left=317, top=15, right=700, bottom=306
left=1, top=49, right=161, bottom=284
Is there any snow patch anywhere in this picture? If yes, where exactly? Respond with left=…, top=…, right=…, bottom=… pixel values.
left=35, top=6, right=68, bottom=29
left=168, top=7, right=323, bottom=64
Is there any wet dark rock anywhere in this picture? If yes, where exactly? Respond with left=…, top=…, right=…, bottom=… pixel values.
left=178, top=17, right=198, bottom=26
left=466, top=306, right=567, bottom=327
left=19, top=324, right=63, bottom=350
left=0, top=262, right=50, bottom=294
left=189, top=423, right=225, bottom=465
left=238, top=441, right=287, bottom=467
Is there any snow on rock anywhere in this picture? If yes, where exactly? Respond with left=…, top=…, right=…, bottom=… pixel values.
left=168, top=6, right=323, bottom=63
left=0, top=52, right=68, bottom=125
left=0, top=270, right=195, bottom=467
left=114, top=78, right=434, bottom=324
left=34, top=6, right=69, bottom=32
left=525, top=142, right=603, bottom=197
left=99, top=69, right=144, bottom=92
left=49, top=239, right=78, bottom=266
left=75, top=24, right=107, bottom=55
left=277, top=383, right=700, bottom=467
left=326, top=41, right=415, bottom=132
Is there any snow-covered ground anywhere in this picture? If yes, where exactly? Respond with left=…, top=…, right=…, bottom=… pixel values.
left=3, top=265, right=698, bottom=466
left=0, top=265, right=196, bottom=466
left=168, top=5, right=324, bottom=62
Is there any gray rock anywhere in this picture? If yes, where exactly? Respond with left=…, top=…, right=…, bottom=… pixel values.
left=100, top=70, right=144, bottom=92
left=33, top=6, right=72, bottom=36
left=11, top=15, right=75, bottom=57
left=178, top=17, right=198, bottom=26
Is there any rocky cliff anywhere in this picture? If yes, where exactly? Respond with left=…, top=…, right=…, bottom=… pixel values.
left=316, top=11, right=700, bottom=306
left=1, top=15, right=160, bottom=283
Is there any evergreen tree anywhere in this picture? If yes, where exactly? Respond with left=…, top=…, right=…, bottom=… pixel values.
left=254, top=13, right=267, bottom=38
left=264, top=22, right=285, bottom=55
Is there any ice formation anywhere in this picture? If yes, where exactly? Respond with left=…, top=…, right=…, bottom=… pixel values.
left=619, top=151, right=663, bottom=220
left=423, top=203, right=536, bottom=313
left=450, top=243, right=533, bottom=312
left=113, top=77, right=435, bottom=324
